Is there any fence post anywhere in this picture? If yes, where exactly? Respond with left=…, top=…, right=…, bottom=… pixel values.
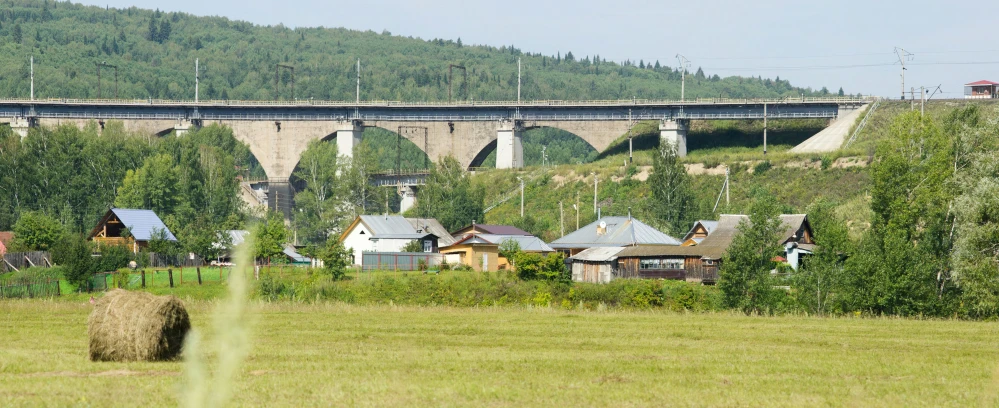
left=168, top=268, right=174, bottom=288
left=56, top=279, right=60, bottom=296
left=141, top=270, right=146, bottom=288
left=197, top=267, right=202, bottom=285
left=180, top=266, right=183, bottom=285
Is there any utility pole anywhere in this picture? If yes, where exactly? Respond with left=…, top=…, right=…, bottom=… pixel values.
left=517, top=57, right=522, bottom=103
left=519, top=179, right=525, bottom=218
left=195, top=58, right=199, bottom=103
left=676, top=54, right=690, bottom=101
left=593, top=173, right=598, bottom=215
left=628, top=109, right=633, bottom=163
left=894, top=47, right=913, bottom=100
left=559, top=201, right=565, bottom=237
left=356, top=59, right=361, bottom=103
left=920, top=86, right=925, bottom=116
left=763, top=103, right=768, bottom=156
left=575, top=192, right=580, bottom=230
left=30, top=56, right=34, bottom=101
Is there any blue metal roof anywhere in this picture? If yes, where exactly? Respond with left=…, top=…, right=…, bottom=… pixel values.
left=111, top=208, right=177, bottom=241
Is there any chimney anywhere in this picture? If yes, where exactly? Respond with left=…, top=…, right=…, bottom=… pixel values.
left=628, top=207, right=632, bottom=219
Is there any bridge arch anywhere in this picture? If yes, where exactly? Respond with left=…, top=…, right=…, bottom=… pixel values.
left=468, top=126, right=602, bottom=168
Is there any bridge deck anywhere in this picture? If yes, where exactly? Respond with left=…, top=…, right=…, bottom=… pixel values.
left=0, top=97, right=872, bottom=122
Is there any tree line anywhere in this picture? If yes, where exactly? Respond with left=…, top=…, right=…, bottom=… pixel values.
left=0, top=0, right=838, bottom=102
left=716, top=106, right=999, bottom=318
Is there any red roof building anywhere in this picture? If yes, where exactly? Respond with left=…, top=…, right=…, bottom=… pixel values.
left=965, top=80, right=999, bottom=99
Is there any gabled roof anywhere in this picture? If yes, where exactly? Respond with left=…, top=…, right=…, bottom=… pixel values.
left=451, top=223, right=532, bottom=237
left=283, top=245, right=311, bottom=263
left=549, top=216, right=681, bottom=249
left=407, top=218, right=456, bottom=247
left=569, top=246, right=625, bottom=262
left=340, top=215, right=444, bottom=242
left=681, top=220, right=719, bottom=242
left=630, top=214, right=812, bottom=260
left=449, top=234, right=554, bottom=252
left=89, top=208, right=176, bottom=242
left=966, top=80, right=999, bottom=86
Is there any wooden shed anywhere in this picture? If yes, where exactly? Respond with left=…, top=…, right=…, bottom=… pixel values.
left=568, top=247, right=625, bottom=283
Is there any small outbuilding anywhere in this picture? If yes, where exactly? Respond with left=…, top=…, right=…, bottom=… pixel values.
left=568, top=246, right=625, bottom=283
left=88, top=208, right=177, bottom=253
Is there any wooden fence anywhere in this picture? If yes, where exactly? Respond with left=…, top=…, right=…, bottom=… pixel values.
left=1, top=251, right=53, bottom=273
left=0, top=279, right=60, bottom=298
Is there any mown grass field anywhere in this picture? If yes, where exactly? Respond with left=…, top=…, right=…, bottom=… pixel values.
left=2, top=300, right=998, bottom=407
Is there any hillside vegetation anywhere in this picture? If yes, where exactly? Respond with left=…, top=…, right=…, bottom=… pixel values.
left=0, top=0, right=839, bottom=101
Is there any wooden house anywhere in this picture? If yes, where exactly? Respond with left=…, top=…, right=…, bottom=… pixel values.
left=441, top=233, right=553, bottom=272
left=551, top=216, right=681, bottom=256
left=87, top=208, right=177, bottom=253
left=614, top=214, right=816, bottom=284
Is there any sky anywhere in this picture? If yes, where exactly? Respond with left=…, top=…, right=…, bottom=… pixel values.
left=79, top=0, right=999, bottom=98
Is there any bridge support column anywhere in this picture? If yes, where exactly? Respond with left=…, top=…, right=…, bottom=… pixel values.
left=398, top=185, right=418, bottom=213
left=660, top=120, right=688, bottom=157
left=10, top=117, right=31, bottom=140
left=174, top=120, right=193, bottom=136
left=496, top=120, right=523, bottom=169
left=336, top=120, right=364, bottom=159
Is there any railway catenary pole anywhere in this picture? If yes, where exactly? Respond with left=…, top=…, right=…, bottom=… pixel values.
left=894, top=47, right=913, bottom=100
left=30, top=56, right=34, bottom=101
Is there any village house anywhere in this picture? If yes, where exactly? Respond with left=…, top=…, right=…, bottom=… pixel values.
left=338, top=215, right=454, bottom=267
left=87, top=208, right=177, bottom=254
left=965, top=80, right=999, bottom=99
left=613, top=214, right=816, bottom=284
left=550, top=216, right=682, bottom=256
left=441, top=232, right=553, bottom=272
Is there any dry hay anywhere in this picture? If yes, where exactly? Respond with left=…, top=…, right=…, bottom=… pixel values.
left=88, top=289, right=191, bottom=362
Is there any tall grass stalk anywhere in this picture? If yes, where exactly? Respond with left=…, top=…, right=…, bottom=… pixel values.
left=182, top=237, right=253, bottom=408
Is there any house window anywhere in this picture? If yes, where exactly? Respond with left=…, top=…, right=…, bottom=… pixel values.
left=423, top=240, right=433, bottom=253
left=703, top=259, right=716, bottom=266
left=663, top=259, right=684, bottom=269
left=640, top=259, right=661, bottom=269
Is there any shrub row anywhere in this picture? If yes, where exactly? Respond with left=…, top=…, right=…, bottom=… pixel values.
left=256, top=271, right=723, bottom=312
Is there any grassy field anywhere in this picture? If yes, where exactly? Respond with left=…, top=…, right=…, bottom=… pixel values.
left=2, top=300, right=998, bottom=407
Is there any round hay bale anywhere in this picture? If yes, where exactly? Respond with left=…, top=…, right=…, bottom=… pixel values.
left=88, top=289, right=191, bottom=362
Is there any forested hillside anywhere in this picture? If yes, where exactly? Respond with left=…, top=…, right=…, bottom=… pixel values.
left=0, top=0, right=839, bottom=101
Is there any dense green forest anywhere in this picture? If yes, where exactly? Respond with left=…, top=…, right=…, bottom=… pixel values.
left=0, top=0, right=841, bottom=101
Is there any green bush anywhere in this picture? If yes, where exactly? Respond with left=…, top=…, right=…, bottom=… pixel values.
left=753, top=160, right=773, bottom=174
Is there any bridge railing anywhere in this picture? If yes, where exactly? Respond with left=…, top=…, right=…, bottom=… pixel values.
left=0, top=96, right=875, bottom=108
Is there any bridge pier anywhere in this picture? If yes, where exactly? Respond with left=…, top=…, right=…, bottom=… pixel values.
left=496, top=120, right=524, bottom=169
left=9, top=117, right=32, bottom=140
left=660, top=120, right=689, bottom=157
left=336, top=120, right=364, bottom=159
left=399, top=185, right=418, bottom=213
left=174, top=120, right=193, bottom=136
